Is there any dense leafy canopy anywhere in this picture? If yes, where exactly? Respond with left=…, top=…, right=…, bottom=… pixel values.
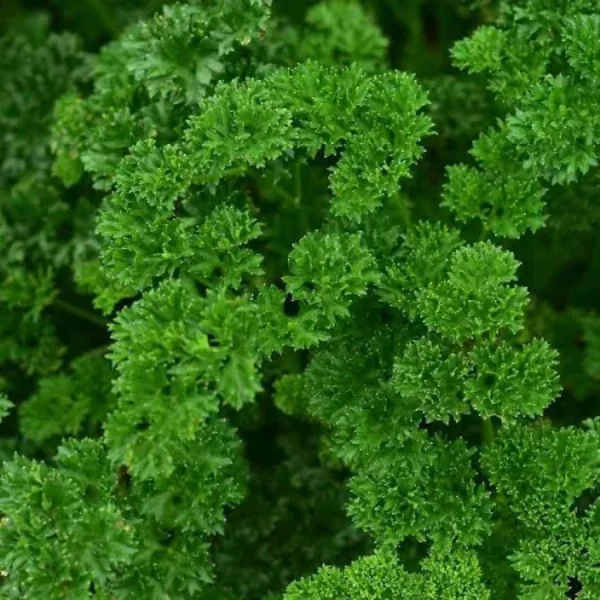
left=1, top=0, right=600, bottom=598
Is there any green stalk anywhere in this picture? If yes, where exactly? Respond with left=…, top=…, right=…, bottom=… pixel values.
left=52, top=298, right=108, bottom=328
left=481, top=417, right=495, bottom=445
left=86, top=0, right=119, bottom=36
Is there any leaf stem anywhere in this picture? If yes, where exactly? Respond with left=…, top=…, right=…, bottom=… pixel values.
left=52, top=298, right=108, bottom=328
left=482, top=417, right=495, bottom=445
left=271, top=185, right=296, bottom=205
left=86, top=0, right=120, bottom=35
left=294, top=162, right=302, bottom=203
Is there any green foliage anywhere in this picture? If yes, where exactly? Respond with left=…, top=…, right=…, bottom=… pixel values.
left=296, top=0, right=388, bottom=71
left=51, top=0, right=390, bottom=195
left=284, top=232, right=380, bottom=325
left=0, top=395, right=13, bottom=425
left=1, top=0, right=600, bottom=599
left=0, top=15, right=88, bottom=185
left=0, top=16, right=95, bottom=382
left=90, top=60, right=429, bottom=311
left=393, top=336, right=559, bottom=423
left=0, top=440, right=135, bottom=599
left=51, top=0, right=272, bottom=191
left=19, top=351, right=115, bottom=444
left=284, top=545, right=491, bottom=599
left=348, top=431, right=493, bottom=547
left=416, top=241, right=528, bottom=340
left=209, top=428, right=368, bottom=599
left=483, top=422, right=600, bottom=598
left=444, top=0, right=600, bottom=237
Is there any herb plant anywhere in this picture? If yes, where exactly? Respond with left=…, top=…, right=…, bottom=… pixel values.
left=1, top=1, right=600, bottom=598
